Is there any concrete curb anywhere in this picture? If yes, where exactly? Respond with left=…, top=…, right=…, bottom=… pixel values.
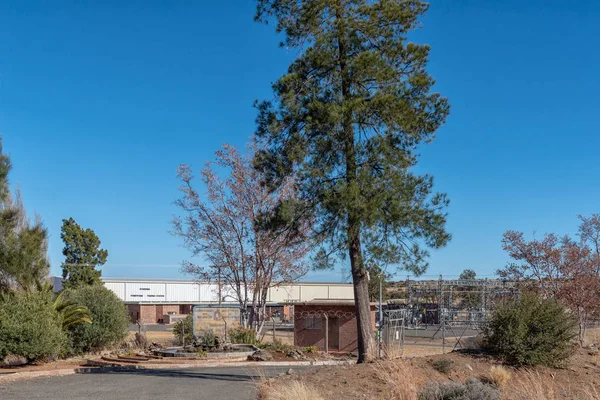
left=0, top=359, right=353, bottom=384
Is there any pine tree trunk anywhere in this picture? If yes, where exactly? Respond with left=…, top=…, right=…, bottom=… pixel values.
left=335, top=0, right=372, bottom=364
left=349, top=224, right=373, bottom=363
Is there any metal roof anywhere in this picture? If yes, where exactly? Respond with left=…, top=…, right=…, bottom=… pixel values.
left=98, top=277, right=353, bottom=286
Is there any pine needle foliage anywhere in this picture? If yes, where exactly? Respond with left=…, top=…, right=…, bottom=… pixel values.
left=254, top=0, right=451, bottom=362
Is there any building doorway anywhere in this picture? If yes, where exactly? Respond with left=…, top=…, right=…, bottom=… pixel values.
left=327, top=318, right=339, bottom=351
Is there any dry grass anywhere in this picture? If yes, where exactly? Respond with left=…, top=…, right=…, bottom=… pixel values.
left=508, top=371, right=557, bottom=400
left=507, top=370, right=600, bottom=400
left=383, top=343, right=404, bottom=360
left=372, top=360, right=418, bottom=400
left=488, top=365, right=511, bottom=388
left=257, top=379, right=325, bottom=400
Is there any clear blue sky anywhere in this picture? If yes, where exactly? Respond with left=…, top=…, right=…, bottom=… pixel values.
left=1, top=1, right=598, bottom=282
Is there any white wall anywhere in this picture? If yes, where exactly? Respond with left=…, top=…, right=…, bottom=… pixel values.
left=100, top=279, right=354, bottom=303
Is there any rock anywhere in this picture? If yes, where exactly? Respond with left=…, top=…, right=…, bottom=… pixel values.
left=286, top=349, right=306, bottom=360
left=247, top=350, right=273, bottom=362
left=0, top=354, right=27, bottom=366
left=286, top=368, right=295, bottom=375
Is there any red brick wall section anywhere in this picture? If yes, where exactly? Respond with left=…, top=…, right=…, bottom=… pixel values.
left=139, top=305, right=157, bottom=324
left=156, top=305, right=180, bottom=323
left=294, top=304, right=377, bottom=353
left=180, top=304, right=192, bottom=315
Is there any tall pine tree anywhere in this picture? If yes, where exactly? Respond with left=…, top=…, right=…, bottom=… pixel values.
left=61, top=218, right=107, bottom=289
left=255, top=0, right=450, bottom=362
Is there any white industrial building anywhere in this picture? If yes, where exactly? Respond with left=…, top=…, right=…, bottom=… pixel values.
left=52, top=277, right=354, bottom=324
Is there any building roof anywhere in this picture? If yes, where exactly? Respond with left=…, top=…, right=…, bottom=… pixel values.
left=293, top=299, right=378, bottom=307
left=99, top=277, right=353, bottom=286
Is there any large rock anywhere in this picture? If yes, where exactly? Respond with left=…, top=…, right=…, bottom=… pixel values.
left=1, top=354, right=27, bottom=367
left=247, top=350, right=273, bottom=362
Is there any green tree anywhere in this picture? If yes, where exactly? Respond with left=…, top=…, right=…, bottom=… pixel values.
left=0, top=138, right=50, bottom=293
left=458, top=269, right=479, bottom=309
left=65, top=285, right=129, bottom=354
left=254, top=0, right=450, bottom=362
left=459, top=269, right=476, bottom=280
left=61, top=217, right=108, bottom=289
left=0, top=289, right=67, bottom=362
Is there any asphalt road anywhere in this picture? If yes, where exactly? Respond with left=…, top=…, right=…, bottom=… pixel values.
left=0, top=366, right=307, bottom=400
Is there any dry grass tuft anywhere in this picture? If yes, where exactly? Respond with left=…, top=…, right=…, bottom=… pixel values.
left=509, top=370, right=556, bottom=400
left=372, top=360, right=418, bottom=400
left=257, top=378, right=325, bottom=400
left=488, top=365, right=511, bottom=388
left=383, top=343, right=404, bottom=360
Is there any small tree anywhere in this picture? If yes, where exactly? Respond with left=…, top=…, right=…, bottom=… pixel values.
left=484, top=293, right=577, bottom=367
left=61, top=218, right=108, bottom=289
left=497, top=231, right=563, bottom=296
left=458, top=269, right=479, bottom=309
left=65, top=285, right=129, bottom=354
left=173, top=315, right=194, bottom=346
left=173, top=143, right=310, bottom=333
left=498, top=218, right=600, bottom=344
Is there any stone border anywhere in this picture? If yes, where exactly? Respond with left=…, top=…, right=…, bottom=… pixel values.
left=0, top=359, right=354, bottom=384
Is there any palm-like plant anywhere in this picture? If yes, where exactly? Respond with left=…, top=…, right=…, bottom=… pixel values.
left=37, top=281, right=92, bottom=329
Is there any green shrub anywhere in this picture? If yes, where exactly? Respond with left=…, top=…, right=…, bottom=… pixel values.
left=173, top=315, right=194, bottom=346
left=303, top=346, right=318, bottom=353
left=418, top=378, right=500, bottom=400
left=65, top=285, right=129, bottom=354
left=483, top=293, right=577, bottom=367
left=257, top=339, right=295, bottom=353
left=0, top=290, right=67, bottom=362
left=432, top=358, right=453, bottom=374
left=228, top=327, right=256, bottom=344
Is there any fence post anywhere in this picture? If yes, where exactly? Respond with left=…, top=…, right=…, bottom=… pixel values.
left=442, top=309, right=446, bottom=354
left=324, top=314, right=329, bottom=353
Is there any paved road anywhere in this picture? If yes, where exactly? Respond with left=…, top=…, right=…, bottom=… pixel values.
left=0, top=366, right=306, bottom=400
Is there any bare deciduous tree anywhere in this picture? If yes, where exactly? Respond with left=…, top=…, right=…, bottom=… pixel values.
left=498, top=215, right=600, bottom=343
left=172, top=143, right=310, bottom=333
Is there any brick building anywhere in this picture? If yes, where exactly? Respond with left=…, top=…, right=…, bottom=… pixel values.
left=52, top=277, right=355, bottom=324
left=293, top=300, right=377, bottom=353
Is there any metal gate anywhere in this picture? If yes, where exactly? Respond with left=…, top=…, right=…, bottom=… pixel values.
left=382, top=310, right=404, bottom=357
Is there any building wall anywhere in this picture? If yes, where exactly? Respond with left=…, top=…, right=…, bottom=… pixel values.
left=155, top=305, right=180, bottom=323
left=139, top=304, right=157, bottom=324
left=294, top=304, right=376, bottom=353
left=127, top=304, right=140, bottom=323
left=100, top=279, right=354, bottom=304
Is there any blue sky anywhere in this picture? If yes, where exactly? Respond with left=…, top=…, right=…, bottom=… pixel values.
left=1, top=1, right=598, bottom=282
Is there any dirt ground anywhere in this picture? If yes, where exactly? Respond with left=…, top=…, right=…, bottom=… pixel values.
left=266, top=347, right=600, bottom=399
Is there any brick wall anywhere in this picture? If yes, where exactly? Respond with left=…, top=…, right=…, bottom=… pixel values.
left=138, top=305, right=156, bottom=324
left=294, top=304, right=376, bottom=353
left=127, top=304, right=195, bottom=324
left=156, top=305, right=180, bottom=323
left=180, top=304, right=192, bottom=315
